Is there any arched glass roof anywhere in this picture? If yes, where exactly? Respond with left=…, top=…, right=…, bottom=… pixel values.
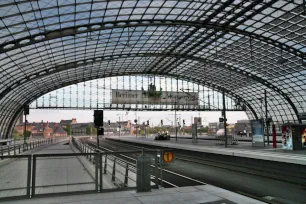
left=0, top=0, right=306, bottom=139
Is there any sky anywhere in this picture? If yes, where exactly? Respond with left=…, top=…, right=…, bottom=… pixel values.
left=27, top=110, right=248, bottom=126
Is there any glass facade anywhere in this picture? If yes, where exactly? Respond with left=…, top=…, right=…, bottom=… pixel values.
left=0, top=0, right=305, bottom=138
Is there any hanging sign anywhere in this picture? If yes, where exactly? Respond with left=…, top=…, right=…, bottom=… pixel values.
left=112, top=89, right=198, bottom=105
left=251, top=119, right=265, bottom=147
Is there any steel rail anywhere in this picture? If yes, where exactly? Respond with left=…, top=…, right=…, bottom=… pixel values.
left=80, top=138, right=205, bottom=187
left=102, top=138, right=306, bottom=186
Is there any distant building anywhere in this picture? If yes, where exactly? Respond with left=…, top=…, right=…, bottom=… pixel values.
left=70, top=120, right=134, bottom=136
left=208, top=122, right=224, bottom=135
left=60, top=118, right=77, bottom=128
left=71, top=123, right=94, bottom=136
left=15, top=120, right=67, bottom=138
left=234, top=120, right=251, bottom=136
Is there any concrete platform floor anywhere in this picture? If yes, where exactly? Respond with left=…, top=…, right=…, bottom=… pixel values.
left=0, top=185, right=265, bottom=204
left=0, top=141, right=95, bottom=198
left=107, top=136, right=306, bottom=165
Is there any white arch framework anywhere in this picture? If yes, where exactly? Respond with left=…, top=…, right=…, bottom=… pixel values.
left=0, top=0, right=306, bottom=139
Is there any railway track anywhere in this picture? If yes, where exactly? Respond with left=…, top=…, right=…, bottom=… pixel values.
left=104, top=138, right=306, bottom=187
left=79, top=138, right=206, bottom=188
left=78, top=137, right=306, bottom=204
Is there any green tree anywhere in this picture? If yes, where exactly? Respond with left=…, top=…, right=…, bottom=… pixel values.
left=24, top=130, right=31, bottom=137
left=63, top=124, right=71, bottom=135
left=92, top=127, right=97, bottom=135
left=12, top=129, right=23, bottom=141
left=198, top=126, right=208, bottom=134
left=86, top=126, right=92, bottom=135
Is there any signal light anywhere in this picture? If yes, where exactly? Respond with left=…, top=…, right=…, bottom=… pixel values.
left=94, top=110, right=104, bottom=127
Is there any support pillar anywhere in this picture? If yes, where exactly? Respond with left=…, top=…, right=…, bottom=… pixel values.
left=222, top=91, right=227, bottom=147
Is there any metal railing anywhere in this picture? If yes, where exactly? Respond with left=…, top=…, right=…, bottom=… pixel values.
left=0, top=138, right=53, bottom=159
left=215, top=135, right=238, bottom=145
left=0, top=138, right=160, bottom=201
left=72, top=137, right=160, bottom=189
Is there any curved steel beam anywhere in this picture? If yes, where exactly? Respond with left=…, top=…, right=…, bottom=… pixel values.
left=1, top=19, right=304, bottom=59
left=5, top=106, right=23, bottom=139
left=4, top=72, right=258, bottom=138
left=0, top=52, right=299, bottom=122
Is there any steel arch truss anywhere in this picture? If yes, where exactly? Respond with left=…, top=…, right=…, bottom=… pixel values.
left=1, top=20, right=305, bottom=60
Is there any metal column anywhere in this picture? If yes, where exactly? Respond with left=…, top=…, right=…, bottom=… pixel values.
left=223, top=91, right=227, bottom=147
left=175, top=102, right=177, bottom=141
left=24, top=114, right=27, bottom=144
left=119, top=116, right=121, bottom=137
left=265, top=90, right=269, bottom=145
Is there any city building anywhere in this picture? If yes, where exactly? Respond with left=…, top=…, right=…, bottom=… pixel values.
left=70, top=120, right=134, bottom=136
left=71, top=123, right=94, bottom=136
left=15, top=120, right=67, bottom=138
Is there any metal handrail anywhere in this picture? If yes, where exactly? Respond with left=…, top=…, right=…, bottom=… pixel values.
left=72, top=137, right=159, bottom=188
left=0, top=138, right=53, bottom=159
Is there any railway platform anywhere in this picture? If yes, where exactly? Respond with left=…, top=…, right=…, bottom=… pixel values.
left=0, top=185, right=265, bottom=204
left=108, top=136, right=306, bottom=166
left=0, top=139, right=115, bottom=199
left=1, top=137, right=266, bottom=204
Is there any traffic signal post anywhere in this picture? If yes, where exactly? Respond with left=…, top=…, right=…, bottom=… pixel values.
left=134, top=119, right=138, bottom=138
left=24, top=105, right=29, bottom=145
left=94, top=110, right=104, bottom=148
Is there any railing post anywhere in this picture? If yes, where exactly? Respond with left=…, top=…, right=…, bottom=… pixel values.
left=27, top=155, right=32, bottom=198
left=104, top=155, right=107, bottom=174
left=19, top=143, right=21, bottom=153
left=8, top=145, right=10, bottom=155
left=124, top=163, right=129, bottom=186
left=160, top=150, right=163, bottom=187
left=1, top=147, right=3, bottom=160
left=154, top=151, right=159, bottom=188
left=99, top=153, right=103, bottom=192
left=31, top=155, right=37, bottom=197
left=89, top=148, right=92, bottom=161
left=14, top=145, right=16, bottom=155
left=112, top=158, right=116, bottom=181
left=95, top=153, right=98, bottom=192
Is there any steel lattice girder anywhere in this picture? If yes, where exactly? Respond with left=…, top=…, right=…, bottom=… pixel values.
left=0, top=53, right=299, bottom=121
left=3, top=72, right=258, bottom=139
left=0, top=0, right=305, bottom=138
left=1, top=20, right=305, bottom=59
